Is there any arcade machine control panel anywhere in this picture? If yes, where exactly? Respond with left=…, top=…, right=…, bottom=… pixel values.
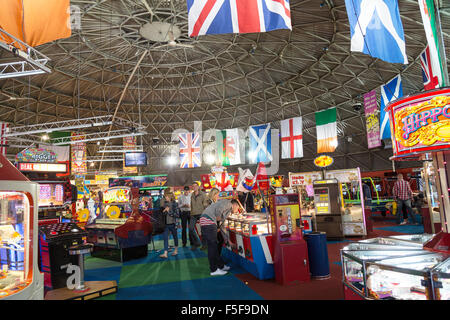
left=38, top=223, right=88, bottom=290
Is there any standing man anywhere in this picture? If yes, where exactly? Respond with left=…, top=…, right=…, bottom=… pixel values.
left=190, top=182, right=209, bottom=250
left=178, top=186, right=192, bottom=247
left=200, top=199, right=241, bottom=276
left=393, top=173, right=417, bottom=225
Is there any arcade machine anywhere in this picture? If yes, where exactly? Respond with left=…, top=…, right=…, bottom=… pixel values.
left=0, top=153, right=43, bottom=300
left=85, top=187, right=152, bottom=262
left=269, top=192, right=310, bottom=285
left=325, top=168, right=367, bottom=236
left=313, top=179, right=344, bottom=239
left=16, top=149, right=72, bottom=225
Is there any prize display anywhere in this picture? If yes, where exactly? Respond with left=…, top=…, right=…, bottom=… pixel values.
left=38, top=184, right=64, bottom=207
left=341, top=235, right=450, bottom=300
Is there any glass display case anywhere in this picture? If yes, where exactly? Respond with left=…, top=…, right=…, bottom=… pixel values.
left=0, top=191, right=31, bottom=298
left=431, top=257, right=450, bottom=300
left=341, top=249, right=428, bottom=297
left=359, top=237, right=424, bottom=249
left=225, top=212, right=271, bottom=236
left=422, top=161, right=441, bottom=231
left=387, top=234, right=434, bottom=245
left=365, top=253, right=448, bottom=300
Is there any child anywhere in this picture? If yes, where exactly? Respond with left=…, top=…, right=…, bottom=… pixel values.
left=159, top=191, right=179, bottom=258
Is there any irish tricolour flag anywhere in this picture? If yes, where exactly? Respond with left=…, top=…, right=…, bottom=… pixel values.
left=315, top=107, right=337, bottom=153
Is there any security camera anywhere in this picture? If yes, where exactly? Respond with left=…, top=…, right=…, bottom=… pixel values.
left=152, top=137, right=160, bottom=144
left=352, top=103, right=362, bottom=112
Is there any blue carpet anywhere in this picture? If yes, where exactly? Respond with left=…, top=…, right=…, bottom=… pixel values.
left=114, top=276, right=263, bottom=300
left=85, top=266, right=122, bottom=283
left=375, top=224, right=424, bottom=234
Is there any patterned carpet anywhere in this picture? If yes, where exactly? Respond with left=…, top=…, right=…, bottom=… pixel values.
left=84, top=218, right=422, bottom=300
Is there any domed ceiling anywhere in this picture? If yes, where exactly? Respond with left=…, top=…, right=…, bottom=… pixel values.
left=0, top=0, right=449, bottom=176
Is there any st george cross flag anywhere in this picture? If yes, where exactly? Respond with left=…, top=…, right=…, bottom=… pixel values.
left=280, top=117, right=303, bottom=159
left=380, top=75, right=403, bottom=140
left=249, top=124, right=272, bottom=164
left=315, top=108, right=337, bottom=153
left=179, top=132, right=202, bottom=168
left=216, top=129, right=241, bottom=166
left=420, top=45, right=440, bottom=91
left=345, top=0, right=408, bottom=64
left=418, top=0, right=446, bottom=88
left=0, top=122, right=9, bottom=155
left=187, top=0, right=292, bottom=37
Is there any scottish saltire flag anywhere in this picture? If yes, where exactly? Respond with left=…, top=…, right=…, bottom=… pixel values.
left=179, top=132, right=202, bottom=168
left=187, top=0, right=292, bottom=37
left=249, top=124, right=272, bottom=164
left=380, top=75, right=403, bottom=140
left=345, top=0, right=408, bottom=64
left=420, top=45, right=440, bottom=91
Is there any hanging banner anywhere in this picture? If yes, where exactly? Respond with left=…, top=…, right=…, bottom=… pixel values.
left=123, top=136, right=138, bottom=174
left=324, top=168, right=360, bottom=183
left=71, top=132, right=87, bottom=174
left=364, top=90, right=382, bottom=148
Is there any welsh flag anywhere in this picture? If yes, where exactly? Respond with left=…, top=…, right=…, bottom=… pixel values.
left=216, top=129, right=241, bottom=166
left=315, top=107, right=337, bottom=153
left=418, top=0, right=447, bottom=88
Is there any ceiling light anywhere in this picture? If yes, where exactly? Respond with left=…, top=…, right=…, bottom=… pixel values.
left=41, top=134, right=49, bottom=141
left=205, top=154, right=215, bottom=165
left=167, top=156, right=177, bottom=166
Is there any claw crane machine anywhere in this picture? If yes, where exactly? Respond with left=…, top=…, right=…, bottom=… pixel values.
left=0, top=153, right=43, bottom=299
left=385, top=87, right=450, bottom=253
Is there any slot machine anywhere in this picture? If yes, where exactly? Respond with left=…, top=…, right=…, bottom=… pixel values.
left=313, top=179, right=344, bottom=239
left=270, top=193, right=310, bottom=285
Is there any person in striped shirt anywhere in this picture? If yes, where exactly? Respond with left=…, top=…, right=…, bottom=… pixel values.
left=200, top=198, right=240, bottom=276
left=393, top=173, right=418, bottom=225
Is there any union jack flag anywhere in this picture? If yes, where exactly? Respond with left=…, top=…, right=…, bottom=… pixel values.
left=179, top=132, right=201, bottom=168
left=420, top=45, right=439, bottom=91
left=187, top=0, right=292, bottom=37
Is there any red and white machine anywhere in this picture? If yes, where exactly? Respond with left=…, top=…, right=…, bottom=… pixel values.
left=0, top=153, right=44, bottom=299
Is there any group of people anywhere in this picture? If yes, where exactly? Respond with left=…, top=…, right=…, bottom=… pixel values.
left=158, top=182, right=241, bottom=276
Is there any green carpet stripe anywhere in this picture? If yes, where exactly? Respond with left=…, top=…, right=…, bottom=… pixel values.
left=118, top=257, right=212, bottom=288
left=85, top=257, right=123, bottom=270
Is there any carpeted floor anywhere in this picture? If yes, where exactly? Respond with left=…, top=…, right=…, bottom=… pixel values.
left=85, top=218, right=423, bottom=300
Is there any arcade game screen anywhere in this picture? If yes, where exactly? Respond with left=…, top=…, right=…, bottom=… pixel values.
left=38, top=184, right=64, bottom=207
left=0, top=192, right=29, bottom=298
left=103, top=187, right=131, bottom=204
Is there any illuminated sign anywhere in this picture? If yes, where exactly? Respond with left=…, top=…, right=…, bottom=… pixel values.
left=16, top=148, right=57, bottom=163
left=289, top=171, right=322, bottom=187
left=387, top=88, right=450, bottom=157
left=18, top=162, right=67, bottom=173
left=314, top=155, right=334, bottom=168
left=103, top=187, right=131, bottom=204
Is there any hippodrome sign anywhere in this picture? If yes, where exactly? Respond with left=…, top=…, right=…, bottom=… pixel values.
left=386, top=88, right=450, bottom=157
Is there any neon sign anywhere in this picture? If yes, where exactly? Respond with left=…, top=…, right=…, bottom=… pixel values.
left=386, top=88, right=450, bottom=157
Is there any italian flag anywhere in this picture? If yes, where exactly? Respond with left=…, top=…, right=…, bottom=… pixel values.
left=418, top=0, right=447, bottom=87
left=315, top=107, right=337, bottom=153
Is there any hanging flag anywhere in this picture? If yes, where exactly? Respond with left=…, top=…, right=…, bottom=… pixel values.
left=420, top=45, right=440, bottom=91
left=216, top=129, right=241, bottom=166
left=280, top=117, right=303, bottom=159
left=123, top=136, right=138, bottom=174
left=380, top=75, right=403, bottom=140
left=179, top=132, right=201, bottom=168
left=39, top=144, right=70, bottom=162
left=0, top=0, right=71, bottom=49
left=0, top=122, right=9, bottom=155
left=345, top=0, right=408, bottom=64
left=418, top=0, right=446, bottom=88
left=187, top=0, right=292, bottom=37
left=315, top=108, right=337, bottom=153
left=249, top=124, right=272, bottom=164
left=363, top=90, right=382, bottom=149
left=71, top=132, right=87, bottom=174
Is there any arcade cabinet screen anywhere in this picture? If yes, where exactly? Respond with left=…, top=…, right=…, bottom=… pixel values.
left=39, top=184, right=64, bottom=207
left=125, top=152, right=147, bottom=167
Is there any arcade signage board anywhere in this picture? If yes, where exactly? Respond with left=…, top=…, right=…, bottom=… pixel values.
left=386, top=88, right=450, bottom=158
left=289, top=171, right=323, bottom=187
left=18, top=162, right=67, bottom=173
left=16, top=148, right=57, bottom=163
